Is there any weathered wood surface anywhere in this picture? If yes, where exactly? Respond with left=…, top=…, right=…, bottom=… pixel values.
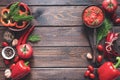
left=1, top=0, right=120, bottom=80
left=0, top=68, right=93, bottom=80
left=0, top=6, right=120, bottom=26
left=1, top=0, right=120, bottom=5
left=0, top=47, right=91, bottom=68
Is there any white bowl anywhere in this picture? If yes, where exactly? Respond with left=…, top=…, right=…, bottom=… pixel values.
left=2, top=46, right=15, bottom=60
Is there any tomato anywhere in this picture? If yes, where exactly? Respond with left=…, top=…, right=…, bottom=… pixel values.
left=17, top=44, right=33, bottom=59
left=97, top=44, right=104, bottom=52
left=114, top=18, right=120, bottom=24
left=89, top=73, right=95, bottom=79
left=102, top=0, right=118, bottom=13
left=88, top=65, right=94, bottom=72
left=84, top=70, right=90, bottom=77
left=97, top=55, right=103, bottom=63
left=2, top=42, right=8, bottom=47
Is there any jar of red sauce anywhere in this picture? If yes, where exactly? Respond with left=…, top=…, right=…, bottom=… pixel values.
left=82, top=6, right=105, bottom=28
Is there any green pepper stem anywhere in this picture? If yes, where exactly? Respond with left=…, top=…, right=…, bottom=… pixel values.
left=25, top=61, right=29, bottom=66
left=114, top=57, right=120, bottom=68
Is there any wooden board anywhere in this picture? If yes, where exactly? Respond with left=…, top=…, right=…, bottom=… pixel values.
left=0, top=6, right=120, bottom=26
left=0, top=47, right=91, bottom=68
left=0, top=68, right=93, bottom=80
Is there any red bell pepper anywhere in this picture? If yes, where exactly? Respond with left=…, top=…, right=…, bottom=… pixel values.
left=11, top=60, right=30, bottom=80
left=98, top=57, right=120, bottom=80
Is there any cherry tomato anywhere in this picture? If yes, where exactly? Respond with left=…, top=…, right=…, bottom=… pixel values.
left=102, top=0, right=118, bottom=13
left=88, top=65, right=94, bottom=72
left=4, top=59, right=10, bottom=65
left=97, top=55, right=103, bottom=63
left=114, top=18, right=120, bottom=24
left=13, top=56, right=20, bottom=63
left=97, top=44, right=104, bottom=52
left=84, top=70, right=90, bottom=77
left=89, top=73, right=95, bottom=79
left=2, top=42, right=8, bottom=47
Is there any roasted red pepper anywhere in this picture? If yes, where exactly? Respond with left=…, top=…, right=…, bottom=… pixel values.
left=105, top=32, right=119, bottom=59
left=11, top=60, right=30, bottom=80
left=98, top=57, right=120, bottom=80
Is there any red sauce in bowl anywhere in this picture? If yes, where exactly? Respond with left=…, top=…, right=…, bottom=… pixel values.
left=82, top=6, right=104, bottom=28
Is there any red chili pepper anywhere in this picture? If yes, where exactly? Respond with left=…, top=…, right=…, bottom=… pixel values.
left=11, top=60, right=30, bottom=80
left=105, top=32, right=119, bottom=59
left=98, top=57, right=120, bottom=80
left=17, top=25, right=35, bottom=47
left=13, top=56, right=20, bottom=63
left=22, top=25, right=35, bottom=44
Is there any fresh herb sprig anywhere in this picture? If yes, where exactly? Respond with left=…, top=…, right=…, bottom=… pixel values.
left=28, top=34, right=40, bottom=42
left=9, top=2, right=19, bottom=17
left=97, top=18, right=112, bottom=44
left=13, top=14, right=33, bottom=22
left=6, top=2, right=33, bottom=22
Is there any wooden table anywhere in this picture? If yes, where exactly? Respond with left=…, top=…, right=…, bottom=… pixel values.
left=1, top=0, right=120, bottom=80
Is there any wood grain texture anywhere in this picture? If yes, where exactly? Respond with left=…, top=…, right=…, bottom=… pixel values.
left=0, top=47, right=91, bottom=68
left=31, top=47, right=91, bottom=68
left=0, top=6, right=120, bottom=26
left=30, top=27, right=89, bottom=47
left=0, top=0, right=120, bottom=5
left=0, top=26, right=89, bottom=47
left=0, top=68, right=95, bottom=80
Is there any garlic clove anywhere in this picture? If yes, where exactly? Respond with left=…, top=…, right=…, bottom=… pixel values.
left=4, top=69, right=11, bottom=78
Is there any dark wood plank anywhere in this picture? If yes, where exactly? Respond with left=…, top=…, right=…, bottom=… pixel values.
left=0, top=6, right=85, bottom=26
left=0, top=0, right=120, bottom=5
left=30, top=27, right=89, bottom=47
left=31, top=47, right=91, bottom=68
left=0, top=26, right=89, bottom=47
left=1, top=26, right=120, bottom=47
left=0, top=6, right=120, bottom=26
left=0, top=68, right=94, bottom=80
left=0, top=47, right=91, bottom=68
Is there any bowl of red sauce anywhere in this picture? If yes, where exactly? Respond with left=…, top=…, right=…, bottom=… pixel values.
left=82, top=6, right=105, bottom=28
